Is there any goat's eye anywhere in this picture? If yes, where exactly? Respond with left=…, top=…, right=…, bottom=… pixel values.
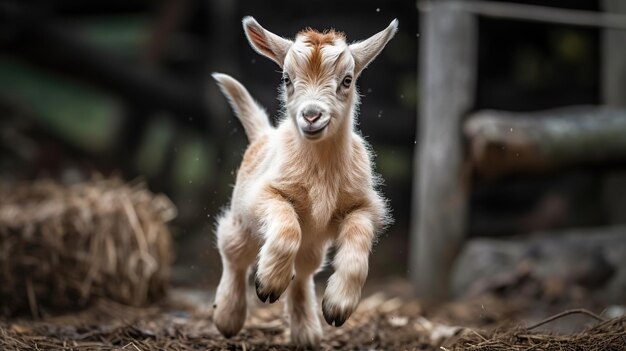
left=282, top=74, right=291, bottom=86
left=342, top=76, right=352, bottom=88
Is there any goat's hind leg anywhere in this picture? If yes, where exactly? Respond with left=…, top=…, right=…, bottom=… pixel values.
left=214, top=210, right=259, bottom=338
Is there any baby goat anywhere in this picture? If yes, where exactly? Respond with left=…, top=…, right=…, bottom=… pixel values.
left=212, top=17, right=397, bottom=346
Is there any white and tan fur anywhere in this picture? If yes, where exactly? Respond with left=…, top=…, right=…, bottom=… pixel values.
left=212, top=17, right=397, bottom=346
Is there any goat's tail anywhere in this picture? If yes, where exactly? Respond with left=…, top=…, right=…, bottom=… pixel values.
left=212, top=73, right=271, bottom=143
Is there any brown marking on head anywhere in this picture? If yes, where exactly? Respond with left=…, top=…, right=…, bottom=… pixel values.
left=298, top=29, right=346, bottom=80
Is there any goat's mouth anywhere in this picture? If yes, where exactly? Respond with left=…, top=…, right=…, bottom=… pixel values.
left=301, top=120, right=330, bottom=139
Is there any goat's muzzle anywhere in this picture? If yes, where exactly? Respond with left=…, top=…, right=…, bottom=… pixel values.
left=298, top=104, right=330, bottom=139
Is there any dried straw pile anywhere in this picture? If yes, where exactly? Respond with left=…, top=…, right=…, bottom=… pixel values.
left=0, top=178, right=176, bottom=316
left=451, top=314, right=626, bottom=351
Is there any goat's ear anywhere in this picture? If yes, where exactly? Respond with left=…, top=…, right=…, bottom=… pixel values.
left=349, top=19, right=398, bottom=76
left=243, top=16, right=292, bottom=67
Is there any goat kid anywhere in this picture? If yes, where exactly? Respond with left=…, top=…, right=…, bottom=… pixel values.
left=212, top=17, right=397, bottom=346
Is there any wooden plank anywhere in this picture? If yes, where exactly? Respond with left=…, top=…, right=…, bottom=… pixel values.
left=411, top=0, right=477, bottom=300
left=464, top=106, right=626, bottom=178
left=418, top=0, right=626, bottom=30
left=601, top=0, right=626, bottom=225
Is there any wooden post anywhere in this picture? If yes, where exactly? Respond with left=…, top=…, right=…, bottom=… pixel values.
left=602, top=0, right=626, bottom=107
left=601, top=0, right=626, bottom=225
left=411, top=1, right=477, bottom=300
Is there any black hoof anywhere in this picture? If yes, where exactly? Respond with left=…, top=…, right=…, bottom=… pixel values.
left=255, top=278, right=269, bottom=303
left=255, top=277, right=281, bottom=303
left=269, top=291, right=280, bottom=303
left=322, top=299, right=348, bottom=327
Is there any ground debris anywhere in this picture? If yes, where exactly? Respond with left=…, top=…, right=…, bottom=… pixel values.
left=448, top=312, right=626, bottom=351
left=0, top=294, right=622, bottom=350
left=0, top=294, right=440, bottom=351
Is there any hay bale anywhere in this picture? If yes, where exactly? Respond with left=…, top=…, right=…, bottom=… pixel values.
left=0, top=177, right=176, bottom=316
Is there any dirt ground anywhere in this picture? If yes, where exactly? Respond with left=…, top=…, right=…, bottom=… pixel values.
left=1, top=280, right=624, bottom=351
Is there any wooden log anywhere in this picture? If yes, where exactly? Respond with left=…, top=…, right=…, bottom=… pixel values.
left=451, top=226, right=626, bottom=302
left=411, top=0, right=477, bottom=300
left=464, top=106, right=626, bottom=178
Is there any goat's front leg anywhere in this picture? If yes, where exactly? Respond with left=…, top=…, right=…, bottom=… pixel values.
left=254, top=187, right=301, bottom=303
left=323, top=209, right=375, bottom=327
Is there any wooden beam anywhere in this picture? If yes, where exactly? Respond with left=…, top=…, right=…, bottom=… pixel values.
left=411, top=0, right=477, bottom=300
left=464, top=106, right=626, bottom=178
left=418, top=0, right=626, bottom=30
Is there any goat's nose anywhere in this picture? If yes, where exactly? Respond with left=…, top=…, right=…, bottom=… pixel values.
left=302, top=107, right=322, bottom=123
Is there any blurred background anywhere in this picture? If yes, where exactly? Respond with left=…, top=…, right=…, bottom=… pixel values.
left=1, top=0, right=625, bottom=306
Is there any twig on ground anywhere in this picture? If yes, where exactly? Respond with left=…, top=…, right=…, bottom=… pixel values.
left=526, top=308, right=606, bottom=331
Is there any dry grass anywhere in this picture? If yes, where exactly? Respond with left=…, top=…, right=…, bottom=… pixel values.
left=0, top=177, right=176, bottom=317
left=450, top=315, right=626, bottom=351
